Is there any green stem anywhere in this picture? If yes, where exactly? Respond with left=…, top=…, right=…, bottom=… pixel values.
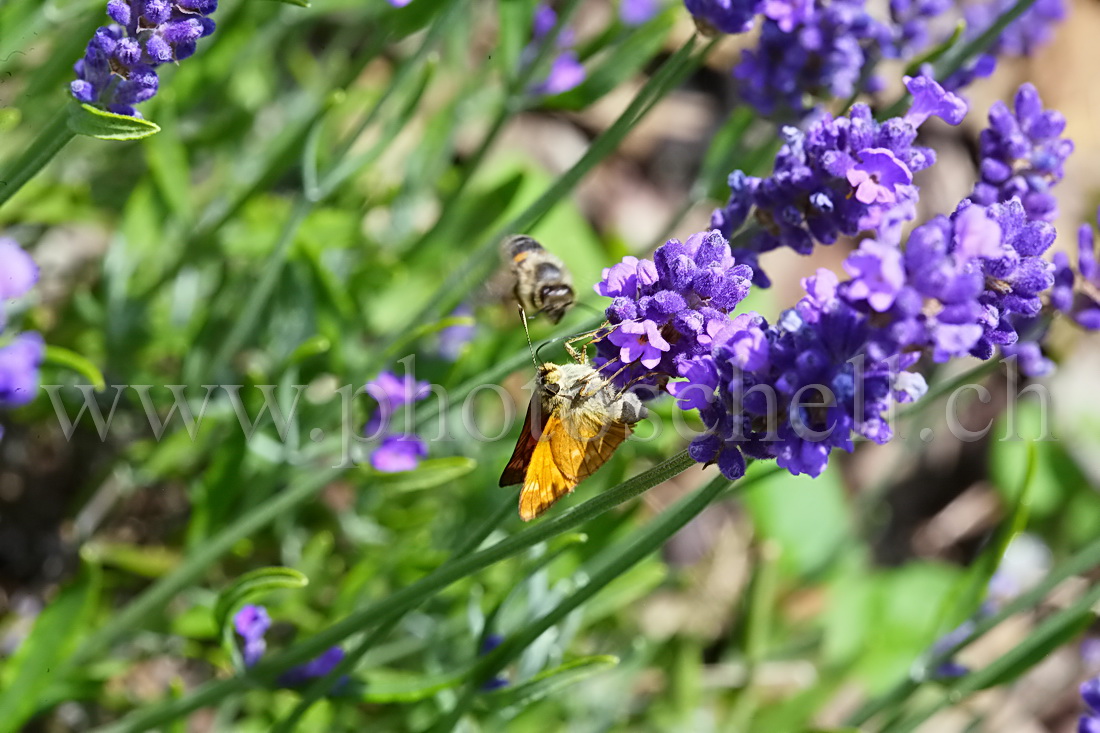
left=270, top=493, right=519, bottom=731
left=70, top=466, right=343, bottom=670
left=387, top=35, right=709, bottom=345
left=97, top=452, right=699, bottom=733
left=428, top=470, right=772, bottom=731
left=0, top=106, right=75, bottom=210
left=847, top=532, right=1100, bottom=726
left=882, top=580, right=1100, bottom=733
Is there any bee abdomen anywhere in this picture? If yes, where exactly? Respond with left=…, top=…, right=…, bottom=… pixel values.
left=502, top=234, right=544, bottom=263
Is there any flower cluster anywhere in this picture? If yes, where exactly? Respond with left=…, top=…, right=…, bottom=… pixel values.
left=733, top=0, right=888, bottom=119
left=364, top=370, right=431, bottom=472
left=1053, top=213, right=1100, bottom=331
left=591, top=230, right=753, bottom=392
left=1082, top=678, right=1100, bottom=733
left=233, top=605, right=346, bottom=689
left=886, top=0, right=952, bottom=59
left=673, top=268, right=927, bottom=478
left=1, top=238, right=44, bottom=440
left=970, top=83, right=1073, bottom=223
left=712, top=76, right=966, bottom=287
left=683, top=0, right=1066, bottom=119
left=526, top=4, right=585, bottom=97
left=589, top=78, right=1092, bottom=480
left=71, top=1, right=218, bottom=117
left=948, top=0, right=1065, bottom=89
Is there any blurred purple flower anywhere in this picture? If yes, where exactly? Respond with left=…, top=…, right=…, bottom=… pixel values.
left=233, top=604, right=271, bottom=667
left=621, top=0, right=660, bottom=25
left=0, top=238, right=39, bottom=303
left=530, top=51, right=585, bottom=96
left=438, top=305, right=476, bottom=362
left=277, top=646, right=347, bottom=689
left=479, top=633, right=509, bottom=691
left=371, top=434, right=428, bottom=473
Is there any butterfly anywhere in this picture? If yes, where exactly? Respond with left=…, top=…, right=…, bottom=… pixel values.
left=499, top=361, right=647, bottom=521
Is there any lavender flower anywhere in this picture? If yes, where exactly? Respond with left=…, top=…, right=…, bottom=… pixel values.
left=364, top=369, right=431, bottom=472
left=438, top=305, right=476, bottom=361
left=233, top=604, right=271, bottom=667
left=1049, top=209, right=1100, bottom=331
left=683, top=0, right=760, bottom=34
left=479, top=633, right=509, bottom=691
left=712, top=76, right=966, bottom=286
left=277, top=647, right=347, bottom=688
left=886, top=0, right=953, bottom=59
left=621, top=0, right=661, bottom=25
left=943, top=0, right=1066, bottom=91
left=0, top=239, right=44, bottom=439
left=526, top=4, right=585, bottom=97
left=232, top=604, right=348, bottom=691
left=371, top=434, right=429, bottom=472
left=1082, top=678, right=1100, bottom=733
left=591, top=230, right=753, bottom=392
left=675, top=269, right=926, bottom=479
left=970, top=83, right=1073, bottom=223
left=71, top=1, right=218, bottom=116
left=733, top=0, right=887, bottom=119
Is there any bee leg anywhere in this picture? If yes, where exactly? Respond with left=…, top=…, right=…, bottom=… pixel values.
left=583, top=362, right=633, bottom=399
left=563, top=321, right=617, bottom=363
left=614, top=371, right=674, bottom=399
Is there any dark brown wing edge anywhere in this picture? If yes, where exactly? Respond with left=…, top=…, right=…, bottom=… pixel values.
left=499, top=396, right=546, bottom=486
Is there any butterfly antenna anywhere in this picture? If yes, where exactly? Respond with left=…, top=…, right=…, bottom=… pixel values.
left=518, top=304, right=539, bottom=370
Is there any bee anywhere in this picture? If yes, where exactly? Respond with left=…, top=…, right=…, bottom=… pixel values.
left=501, top=234, right=575, bottom=324
left=500, top=359, right=647, bottom=521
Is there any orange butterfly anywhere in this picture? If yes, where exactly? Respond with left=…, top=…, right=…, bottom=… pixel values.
left=499, top=361, right=647, bottom=521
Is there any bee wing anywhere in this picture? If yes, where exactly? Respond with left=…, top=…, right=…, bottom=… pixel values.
left=517, top=410, right=632, bottom=521
left=499, top=396, right=546, bottom=487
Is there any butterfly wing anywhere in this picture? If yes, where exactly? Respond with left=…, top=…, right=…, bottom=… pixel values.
left=499, top=396, right=546, bottom=487
left=517, top=409, right=633, bottom=521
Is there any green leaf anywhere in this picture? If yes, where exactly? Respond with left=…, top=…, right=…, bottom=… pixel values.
left=481, top=655, right=619, bottom=709
left=42, top=345, right=106, bottom=391
left=0, top=566, right=100, bottom=733
left=367, top=457, right=478, bottom=493
left=262, top=0, right=310, bottom=6
left=68, top=103, right=160, bottom=141
left=358, top=669, right=466, bottom=703
left=213, top=566, right=309, bottom=633
left=970, top=604, right=1093, bottom=690
left=82, top=541, right=180, bottom=578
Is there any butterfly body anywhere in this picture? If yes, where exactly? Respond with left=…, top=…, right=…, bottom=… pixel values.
left=501, top=235, right=575, bottom=324
left=500, top=362, right=647, bottom=521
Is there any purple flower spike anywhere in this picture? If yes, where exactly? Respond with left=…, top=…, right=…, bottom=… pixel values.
left=0, top=333, right=45, bottom=410
left=712, top=104, right=935, bottom=285
left=683, top=0, right=759, bottom=34
left=903, top=74, right=968, bottom=127
left=970, top=83, right=1073, bottom=223
left=233, top=604, right=271, bottom=667
left=530, top=51, right=585, bottom=96
left=621, top=0, right=660, bottom=25
left=277, top=646, right=347, bottom=688
left=733, top=0, right=887, bottom=120
left=71, top=1, right=219, bottom=116
left=371, top=434, right=428, bottom=473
